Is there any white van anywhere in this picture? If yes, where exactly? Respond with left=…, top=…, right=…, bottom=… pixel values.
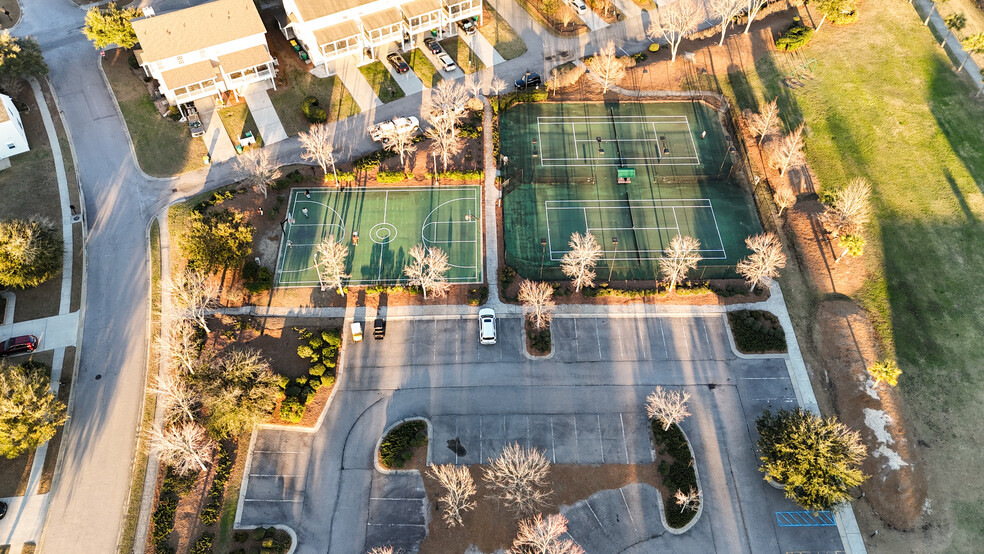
left=567, top=0, right=588, bottom=14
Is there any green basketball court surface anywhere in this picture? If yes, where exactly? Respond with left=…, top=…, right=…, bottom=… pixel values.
left=276, top=186, right=482, bottom=287
left=500, top=101, right=763, bottom=280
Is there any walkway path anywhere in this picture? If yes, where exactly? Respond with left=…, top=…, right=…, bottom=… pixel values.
left=915, top=0, right=983, bottom=91
left=460, top=28, right=506, bottom=67
left=329, top=57, right=383, bottom=111
left=243, top=83, right=289, bottom=145
left=580, top=8, right=610, bottom=31
left=195, top=97, right=237, bottom=162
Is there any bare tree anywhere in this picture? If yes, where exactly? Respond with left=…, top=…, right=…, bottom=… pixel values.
left=737, top=232, right=786, bottom=290
left=149, top=421, right=214, bottom=476
left=769, top=124, right=805, bottom=177
left=490, top=76, right=508, bottom=97
left=585, top=40, right=626, bottom=94
left=519, top=280, right=556, bottom=331
left=560, top=5, right=575, bottom=29
left=235, top=148, right=281, bottom=198
left=425, top=115, right=462, bottom=172
left=658, top=234, right=702, bottom=293
left=157, top=319, right=202, bottom=374
left=404, top=244, right=450, bottom=299
left=483, top=442, right=551, bottom=516
left=645, top=386, right=692, bottom=431
left=743, top=0, right=767, bottom=34
left=166, top=270, right=219, bottom=333
left=834, top=234, right=865, bottom=263
left=510, top=513, right=584, bottom=554
left=315, top=236, right=350, bottom=294
left=774, top=185, right=796, bottom=217
left=150, top=371, right=200, bottom=423
left=367, top=548, right=395, bottom=554
left=674, top=486, right=701, bottom=513
left=378, top=123, right=418, bottom=170
left=818, top=178, right=871, bottom=238
left=560, top=232, right=603, bottom=293
left=428, top=79, right=470, bottom=143
left=709, top=0, right=745, bottom=46
left=647, top=0, right=703, bottom=63
left=747, top=97, right=780, bottom=145
left=299, top=123, right=339, bottom=184
left=428, top=464, right=478, bottom=528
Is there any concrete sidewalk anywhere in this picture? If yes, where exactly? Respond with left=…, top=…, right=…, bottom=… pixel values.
left=243, top=83, right=289, bottom=145
left=195, top=97, right=236, bottom=162
left=580, top=8, right=610, bottom=31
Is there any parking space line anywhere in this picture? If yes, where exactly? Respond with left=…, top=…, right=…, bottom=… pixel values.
left=619, top=488, right=637, bottom=527
left=479, top=415, right=484, bottom=463
left=598, top=414, right=604, bottom=463
left=699, top=317, right=712, bottom=353
left=659, top=319, right=667, bottom=358
left=550, top=418, right=557, bottom=463
left=619, top=414, right=629, bottom=463
left=455, top=415, right=459, bottom=465
left=585, top=500, right=606, bottom=529
left=573, top=415, right=580, bottom=464
left=249, top=474, right=299, bottom=477
left=244, top=499, right=302, bottom=503
left=596, top=325, right=603, bottom=359
left=573, top=319, right=578, bottom=340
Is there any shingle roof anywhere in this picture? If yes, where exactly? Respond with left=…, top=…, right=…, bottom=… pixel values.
left=0, top=96, right=10, bottom=124
left=133, top=0, right=266, bottom=64
left=401, top=0, right=443, bottom=19
left=160, top=60, right=218, bottom=89
left=292, top=0, right=365, bottom=21
left=312, top=20, right=361, bottom=48
left=361, top=7, right=403, bottom=32
left=217, top=45, right=273, bottom=73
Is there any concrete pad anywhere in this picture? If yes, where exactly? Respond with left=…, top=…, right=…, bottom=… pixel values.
left=429, top=416, right=460, bottom=465
left=574, top=413, right=604, bottom=464
left=611, top=0, right=643, bottom=19
left=244, top=475, right=305, bottom=499
left=0, top=312, right=77, bottom=351
left=194, top=97, right=236, bottom=162
left=383, top=60, right=425, bottom=96
left=579, top=9, right=610, bottom=31
left=528, top=415, right=556, bottom=459
left=242, top=83, right=288, bottom=144
left=459, top=29, right=505, bottom=68
left=329, top=57, right=383, bottom=111
left=550, top=415, right=578, bottom=463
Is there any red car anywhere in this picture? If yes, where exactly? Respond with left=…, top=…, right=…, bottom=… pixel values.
left=0, top=335, right=38, bottom=356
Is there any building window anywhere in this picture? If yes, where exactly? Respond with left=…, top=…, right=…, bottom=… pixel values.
left=176, top=55, right=185, bottom=65
left=6, top=143, right=14, bottom=150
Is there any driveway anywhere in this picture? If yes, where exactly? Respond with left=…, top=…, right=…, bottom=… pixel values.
left=238, top=315, right=845, bottom=554
left=243, top=83, right=289, bottom=145
left=327, top=57, right=383, bottom=111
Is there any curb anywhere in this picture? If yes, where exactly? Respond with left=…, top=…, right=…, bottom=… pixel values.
left=372, top=417, right=433, bottom=475
left=647, top=421, right=704, bottom=535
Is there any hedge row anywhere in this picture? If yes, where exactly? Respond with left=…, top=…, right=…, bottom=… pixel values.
left=425, top=170, right=484, bottom=180
left=199, top=448, right=233, bottom=525
left=279, top=328, right=341, bottom=423
left=151, top=469, right=197, bottom=549
left=775, top=25, right=813, bottom=51
left=379, top=420, right=427, bottom=468
left=652, top=421, right=700, bottom=528
left=727, top=310, right=787, bottom=353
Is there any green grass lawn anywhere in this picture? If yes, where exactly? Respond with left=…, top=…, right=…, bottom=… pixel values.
left=481, top=1, right=528, bottom=60
left=218, top=102, right=262, bottom=151
left=407, top=48, right=443, bottom=88
left=358, top=60, right=406, bottom=103
left=269, top=70, right=361, bottom=136
left=707, top=3, right=984, bottom=550
left=438, top=37, right=486, bottom=74
left=102, top=49, right=208, bottom=177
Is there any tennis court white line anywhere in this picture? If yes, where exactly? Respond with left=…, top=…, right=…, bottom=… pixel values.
left=537, top=115, right=690, bottom=121
left=547, top=198, right=713, bottom=204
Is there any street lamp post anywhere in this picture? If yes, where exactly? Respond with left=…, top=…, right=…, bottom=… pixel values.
left=433, top=150, right=439, bottom=186
left=608, top=236, right=618, bottom=281
left=540, top=238, right=547, bottom=278
left=718, top=145, right=736, bottom=177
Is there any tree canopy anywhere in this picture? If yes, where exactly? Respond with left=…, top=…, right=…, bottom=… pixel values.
left=756, top=408, right=867, bottom=511
left=0, top=361, right=67, bottom=459
left=180, top=209, right=254, bottom=273
left=0, top=217, right=63, bottom=288
left=83, top=3, right=142, bottom=50
left=195, top=349, right=280, bottom=439
left=0, top=32, right=48, bottom=78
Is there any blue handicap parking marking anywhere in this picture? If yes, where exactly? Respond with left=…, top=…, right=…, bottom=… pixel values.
left=776, top=511, right=837, bottom=527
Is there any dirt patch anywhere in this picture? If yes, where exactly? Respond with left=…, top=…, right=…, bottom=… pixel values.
left=814, top=299, right=926, bottom=530
left=420, top=464, right=662, bottom=552
left=785, top=198, right=867, bottom=295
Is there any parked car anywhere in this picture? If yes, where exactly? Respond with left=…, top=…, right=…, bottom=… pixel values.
left=515, top=72, right=542, bottom=90
left=423, top=37, right=443, bottom=54
left=567, top=0, right=588, bottom=13
left=0, top=335, right=38, bottom=356
left=386, top=52, right=410, bottom=73
left=351, top=322, right=363, bottom=342
left=184, top=104, right=205, bottom=138
left=0, top=500, right=6, bottom=520
left=436, top=53, right=457, bottom=72
left=369, top=116, right=420, bottom=142
left=457, top=18, right=477, bottom=35
left=373, top=318, right=386, bottom=340
left=479, top=308, right=496, bottom=345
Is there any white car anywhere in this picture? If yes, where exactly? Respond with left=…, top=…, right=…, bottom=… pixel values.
left=368, top=116, right=420, bottom=142
left=479, top=308, right=496, bottom=345
left=567, top=0, right=588, bottom=13
left=436, top=53, right=457, bottom=72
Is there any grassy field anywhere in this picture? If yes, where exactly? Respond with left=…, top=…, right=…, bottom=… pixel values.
left=102, top=50, right=208, bottom=177
left=481, top=1, right=528, bottom=60
left=217, top=102, right=262, bottom=150
left=407, top=48, right=443, bottom=88
left=439, top=37, right=486, bottom=74
left=358, top=61, right=406, bottom=103
left=707, top=3, right=984, bottom=550
left=269, top=70, right=360, bottom=136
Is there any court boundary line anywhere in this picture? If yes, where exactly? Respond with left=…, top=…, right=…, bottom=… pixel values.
left=535, top=114, right=703, bottom=167
left=274, top=187, right=483, bottom=287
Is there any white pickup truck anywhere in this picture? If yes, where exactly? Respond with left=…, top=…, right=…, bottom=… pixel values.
left=368, top=116, right=420, bottom=142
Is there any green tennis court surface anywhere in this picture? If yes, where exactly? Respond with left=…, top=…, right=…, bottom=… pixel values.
left=501, top=102, right=763, bottom=280
left=276, top=186, right=482, bottom=287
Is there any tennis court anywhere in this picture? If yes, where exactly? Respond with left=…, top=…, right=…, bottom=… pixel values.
left=275, top=186, right=482, bottom=287
left=501, top=101, right=763, bottom=280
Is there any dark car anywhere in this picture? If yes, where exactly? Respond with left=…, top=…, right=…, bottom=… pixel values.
left=373, top=318, right=386, bottom=340
left=457, top=18, right=477, bottom=35
left=0, top=335, right=38, bottom=356
left=0, top=500, right=7, bottom=520
left=386, top=52, right=410, bottom=74
left=423, top=37, right=442, bottom=55
left=515, top=72, right=542, bottom=90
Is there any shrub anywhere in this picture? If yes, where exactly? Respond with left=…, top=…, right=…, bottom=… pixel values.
left=309, top=378, right=322, bottom=392
left=295, top=376, right=308, bottom=386
left=775, top=25, right=813, bottom=52
left=425, top=170, right=483, bottom=180
left=727, top=310, right=787, bottom=353
left=321, top=347, right=337, bottom=364
left=279, top=397, right=305, bottom=423
left=199, top=503, right=220, bottom=525
left=649, top=42, right=660, bottom=52
left=284, top=383, right=301, bottom=398
left=233, top=531, right=248, bottom=543
left=331, top=171, right=356, bottom=183
left=296, top=344, right=316, bottom=361
left=0, top=218, right=64, bottom=288
left=527, top=324, right=551, bottom=353
left=458, top=122, right=481, bottom=138
left=242, top=260, right=272, bottom=294
left=309, top=364, right=326, bottom=377
left=251, top=528, right=266, bottom=540
left=191, top=533, right=213, bottom=554
left=379, top=420, right=427, bottom=468
left=322, top=329, right=341, bottom=345
left=652, top=421, right=699, bottom=528
left=320, top=375, right=335, bottom=388
left=376, top=170, right=408, bottom=183
left=301, top=96, right=327, bottom=123
left=631, top=52, right=647, bottom=62
left=354, top=149, right=397, bottom=171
